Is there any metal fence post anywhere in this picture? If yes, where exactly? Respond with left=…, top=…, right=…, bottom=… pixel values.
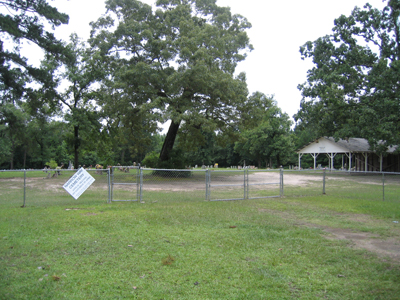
left=323, top=168, right=326, bottom=195
left=280, top=168, right=284, bottom=197
left=382, top=172, right=385, bottom=201
left=205, top=169, right=210, bottom=201
left=107, top=168, right=111, bottom=204
left=246, top=168, right=249, bottom=199
left=243, top=168, right=246, bottom=200
left=111, top=167, right=115, bottom=202
left=136, top=166, right=139, bottom=203
left=205, top=169, right=208, bottom=201
left=139, top=166, right=143, bottom=203
left=23, top=170, right=26, bottom=207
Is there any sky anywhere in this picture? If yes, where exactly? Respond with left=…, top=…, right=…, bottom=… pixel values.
left=46, top=0, right=385, bottom=123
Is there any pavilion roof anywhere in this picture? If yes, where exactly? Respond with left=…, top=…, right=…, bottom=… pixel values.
left=297, top=137, right=398, bottom=154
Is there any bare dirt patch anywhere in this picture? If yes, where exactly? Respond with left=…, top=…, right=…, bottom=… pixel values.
left=259, top=208, right=400, bottom=262
left=323, top=227, right=400, bottom=260
left=139, top=172, right=326, bottom=192
left=0, top=170, right=346, bottom=193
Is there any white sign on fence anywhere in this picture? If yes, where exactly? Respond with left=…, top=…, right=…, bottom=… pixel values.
left=63, top=168, right=95, bottom=200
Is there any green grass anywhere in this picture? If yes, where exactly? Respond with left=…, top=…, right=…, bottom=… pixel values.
left=1, top=190, right=400, bottom=299
left=0, top=170, right=45, bottom=178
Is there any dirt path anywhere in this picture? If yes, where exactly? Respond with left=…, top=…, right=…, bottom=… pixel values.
left=260, top=208, right=400, bottom=262
left=323, top=227, right=400, bottom=261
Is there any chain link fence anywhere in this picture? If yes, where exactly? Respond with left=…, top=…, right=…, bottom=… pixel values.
left=283, top=169, right=400, bottom=202
left=110, top=166, right=140, bottom=202
left=1, top=168, right=399, bottom=207
left=0, top=169, right=110, bottom=207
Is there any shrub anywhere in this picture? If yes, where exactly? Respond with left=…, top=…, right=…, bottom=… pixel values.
left=45, top=159, right=58, bottom=169
left=141, top=151, right=159, bottom=168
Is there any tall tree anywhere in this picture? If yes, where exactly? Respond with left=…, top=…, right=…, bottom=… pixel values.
left=234, top=93, right=294, bottom=168
left=42, top=34, right=103, bottom=168
left=295, top=0, right=400, bottom=152
left=0, top=0, right=69, bottom=100
left=90, top=0, right=252, bottom=166
left=0, top=103, right=29, bottom=169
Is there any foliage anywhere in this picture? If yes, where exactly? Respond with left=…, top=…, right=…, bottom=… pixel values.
left=235, top=93, right=294, bottom=168
left=0, top=0, right=69, bottom=101
left=156, top=148, right=188, bottom=170
left=41, top=34, right=104, bottom=168
left=45, top=159, right=57, bottom=169
left=141, top=151, right=159, bottom=168
left=0, top=103, right=30, bottom=168
left=295, top=0, right=400, bottom=153
left=180, top=130, right=241, bottom=167
left=90, top=0, right=253, bottom=162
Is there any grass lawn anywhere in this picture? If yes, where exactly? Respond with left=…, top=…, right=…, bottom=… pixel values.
left=1, top=191, right=400, bottom=299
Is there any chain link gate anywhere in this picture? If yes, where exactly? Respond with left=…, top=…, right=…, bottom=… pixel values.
left=207, top=169, right=247, bottom=201
left=247, top=169, right=283, bottom=199
left=206, top=169, right=283, bottom=201
left=110, top=166, right=141, bottom=202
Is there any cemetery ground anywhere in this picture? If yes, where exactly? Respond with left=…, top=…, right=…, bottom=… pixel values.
left=1, top=172, right=400, bottom=299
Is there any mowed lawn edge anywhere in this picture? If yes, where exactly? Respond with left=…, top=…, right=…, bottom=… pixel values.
left=1, top=195, right=400, bottom=299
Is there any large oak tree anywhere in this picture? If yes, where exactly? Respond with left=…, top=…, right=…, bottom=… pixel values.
left=90, top=0, right=252, bottom=166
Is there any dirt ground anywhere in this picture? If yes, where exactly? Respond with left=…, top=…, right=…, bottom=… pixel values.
left=140, top=171, right=328, bottom=192
left=259, top=208, right=400, bottom=263
left=323, top=227, right=400, bottom=261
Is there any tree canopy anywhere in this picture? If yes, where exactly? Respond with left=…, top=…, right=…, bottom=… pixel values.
left=0, top=0, right=69, bottom=100
left=90, top=0, right=253, bottom=166
left=295, top=0, right=400, bottom=152
left=0, top=0, right=301, bottom=170
left=42, top=34, right=104, bottom=168
left=234, top=92, right=294, bottom=168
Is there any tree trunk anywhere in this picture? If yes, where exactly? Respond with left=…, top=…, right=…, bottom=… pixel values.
left=121, top=149, right=125, bottom=165
left=23, top=147, right=27, bottom=169
left=276, top=154, right=281, bottom=168
left=39, top=140, right=44, bottom=168
left=74, top=125, right=80, bottom=169
left=10, top=138, right=15, bottom=169
left=10, top=148, right=14, bottom=170
left=159, top=120, right=181, bottom=162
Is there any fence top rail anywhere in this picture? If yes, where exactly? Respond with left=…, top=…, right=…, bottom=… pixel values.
left=0, top=168, right=109, bottom=172
left=209, top=169, right=246, bottom=173
left=249, top=169, right=282, bottom=172
left=112, top=166, right=139, bottom=168
left=142, top=168, right=205, bottom=172
left=285, top=169, right=400, bottom=176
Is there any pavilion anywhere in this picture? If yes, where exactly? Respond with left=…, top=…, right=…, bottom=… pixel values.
left=297, top=137, right=400, bottom=172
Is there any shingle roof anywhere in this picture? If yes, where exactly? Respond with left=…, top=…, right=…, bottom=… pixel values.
left=325, top=137, right=371, bottom=152
left=298, top=137, right=398, bottom=153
